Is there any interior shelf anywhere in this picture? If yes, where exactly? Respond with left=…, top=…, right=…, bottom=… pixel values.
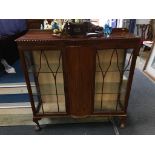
left=38, top=102, right=66, bottom=113
left=94, top=94, right=125, bottom=111
left=95, top=80, right=127, bottom=94
left=28, top=64, right=63, bottom=73
left=96, top=62, right=124, bottom=72
left=34, top=83, right=64, bottom=95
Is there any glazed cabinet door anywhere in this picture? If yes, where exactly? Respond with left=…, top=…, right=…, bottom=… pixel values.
left=94, top=48, right=134, bottom=113
left=23, top=50, right=67, bottom=114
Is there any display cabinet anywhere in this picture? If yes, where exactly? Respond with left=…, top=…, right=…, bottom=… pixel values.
left=16, top=29, right=140, bottom=130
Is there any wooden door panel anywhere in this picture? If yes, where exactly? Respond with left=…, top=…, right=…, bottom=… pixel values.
left=64, top=46, right=95, bottom=117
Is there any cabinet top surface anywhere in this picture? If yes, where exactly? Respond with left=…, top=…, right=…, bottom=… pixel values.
left=16, top=29, right=140, bottom=43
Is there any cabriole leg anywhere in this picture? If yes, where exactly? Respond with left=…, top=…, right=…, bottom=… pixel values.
left=119, top=116, right=127, bottom=128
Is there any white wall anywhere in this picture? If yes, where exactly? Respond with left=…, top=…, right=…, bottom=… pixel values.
left=136, top=19, right=151, bottom=25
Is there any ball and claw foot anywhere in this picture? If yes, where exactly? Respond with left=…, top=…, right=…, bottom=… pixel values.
left=34, top=124, right=41, bottom=131
left=119, top=116, right=126, bottom=128
left=33, top=120, right=41, bottom=131
left=120, top=123, right=125, bottom=128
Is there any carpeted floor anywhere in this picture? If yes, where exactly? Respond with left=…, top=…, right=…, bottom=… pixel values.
left=0, top=59, right=155, bottom=134
left=118, top=68, right=155, bottom=134
left=0, top=122, right=115, bottom=135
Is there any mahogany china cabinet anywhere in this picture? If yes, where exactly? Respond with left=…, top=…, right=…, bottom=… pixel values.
left=16, top=29, right=140, bottom=130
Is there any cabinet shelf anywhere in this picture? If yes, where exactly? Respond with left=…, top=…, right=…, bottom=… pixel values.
left=95, top=70, right=130, bottom=72
left=27, top=63, right=63, bottom=73
left=38, top=101, right=66, bottom=113
left=29, top=71, right=63, bottom=73
left=33, top=93, right=65, bottom=96
left=94, top=100, right=124, bottom=111
left=27, top=64, right=130, bottom=73
left=95, top=81, right=127, bottom=94
left=30, top=81, right=64, bottom=95
left=28, top=63, right=130, bottom=73
left=96, top=62, right=124, bottom=72
left=95, top=92, right=125, bottom=95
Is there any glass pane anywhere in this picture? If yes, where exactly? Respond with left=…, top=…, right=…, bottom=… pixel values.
left=24, top=50, right=66, bottom=113
left=94, top=49, right=133, bottom=112
left=38, top=95, right=66, bottom=113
